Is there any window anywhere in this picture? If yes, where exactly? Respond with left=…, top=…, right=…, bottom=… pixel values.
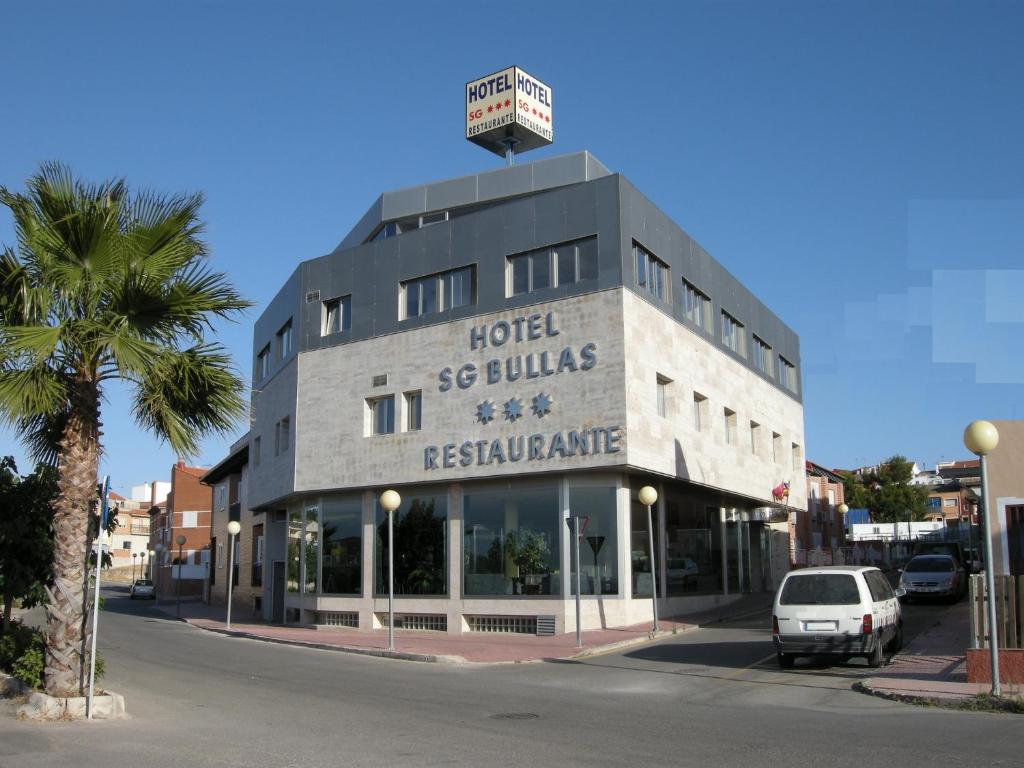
left=750, top=421, right=760, bottom=455
left=779, top=356, right=797, bottom=392
left=828, top=489, right=836, bottom=506
left=275, top=416, right=290, bottom=455
left=253, top=436, right=261, bottom=466
left=370, top=211, right=449, bottom=242
left=322, top=295, right=351, bottom=336
left=723, top=408, right=737, bottom=444
left=753, top=336, right=773, bottom=376
left=256, top=345, right=270, bottom=381
left=791, top=443, right=801, bottom=470
left=375, top=491, right=448, bottom=596
left=405, top=391, right=422, bottom=431
left=772, top=432, right=782, bottom=463
left=122, top=541, right=132, bottom=550
left=321, top=497, right=361, bottom=595
left=369, top=395, right=395, bottom=435
left=693, top=393, right=708, bottom=431
left=464, top=484, right=562, bottom=596
left=943, top=498, right=957, bottom=507
left=507, top=237, right=598, bottom=297
left=682, top=279, right=711, bottom=331
left=780, top=573, right=860, bottom=605
left=402, top=266, right=476, bottom=319
left=252, top=524, right=264, bottom=588
left=721, top=311, right=746, bottom=357
left=182, top=511, right=198, bottom=528
left=633, top=242, right=667, bottom=301
left=656, top=375, right=671, bottom=418
left=928, top=497, right=941, bottom=508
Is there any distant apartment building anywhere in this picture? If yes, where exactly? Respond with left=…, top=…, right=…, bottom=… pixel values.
left=101, top=491, right=153, bottom=574
left=149, top=460, right=213, bottom=598
left=791, top=461, right=845, bottom=563
left=203, top=439, right=262, bottom=618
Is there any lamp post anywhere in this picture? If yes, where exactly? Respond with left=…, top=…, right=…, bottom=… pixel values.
left=964, top=420, right=1001, bottom=696
left=837, top=504, right=849, bottom=563
left=638, top=486, right=659, bottom=632
left=379, top=490, right=402, bottom=651
left=175, top=534, right=186, bottom=618
left=225, top=520, right=241, bottom=630
left=132, top=552, right=138, bottom=583
left=148, top=549, right=155, bottom=580
left=139, top=551, right=147, bottom=583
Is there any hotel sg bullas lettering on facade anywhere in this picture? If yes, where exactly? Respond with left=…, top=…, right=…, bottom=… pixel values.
left=232, top=151, right=805, bottom=634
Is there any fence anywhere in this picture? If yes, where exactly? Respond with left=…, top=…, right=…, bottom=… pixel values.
left=792, top=544, right=895, bottom=569
left=969, top=574, right=1024, bottom=650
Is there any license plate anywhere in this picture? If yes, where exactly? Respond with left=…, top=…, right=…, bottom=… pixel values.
left=804, top=621, right=837, bottom=631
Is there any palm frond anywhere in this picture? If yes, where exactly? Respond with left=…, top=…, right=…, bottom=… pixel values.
left=2, top=324, right=62, bottom=360
left=132, top=344, right=247, bottom=456
left=15, top=410, right=68, bottom=466
left=0, top=365, right=69, bottom=424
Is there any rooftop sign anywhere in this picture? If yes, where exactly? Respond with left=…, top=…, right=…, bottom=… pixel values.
left=465, top=66, right=553, bottom=159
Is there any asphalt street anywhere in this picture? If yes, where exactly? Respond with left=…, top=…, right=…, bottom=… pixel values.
left=1, top=588, right=1021, bottom=768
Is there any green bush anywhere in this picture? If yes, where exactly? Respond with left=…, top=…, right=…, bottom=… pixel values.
left=1, top=621, right=106, bottom=690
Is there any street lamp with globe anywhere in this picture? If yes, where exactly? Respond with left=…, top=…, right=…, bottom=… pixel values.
left=964, top=419, right=1001, bottom=696
left=175, top=534, right=186, bottom=618
left=226, top=520, right=241, bottom=630
left=379, top=490, right=402, bottom=651
left=638, top=486, right=659, bottom=632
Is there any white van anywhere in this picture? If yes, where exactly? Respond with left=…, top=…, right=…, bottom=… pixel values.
left=772, top=566, right=903, bottom=669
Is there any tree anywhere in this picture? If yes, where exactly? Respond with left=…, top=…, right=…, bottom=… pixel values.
left=838, top=455, right=927, bottom=525
left=0, top=163, right=250, bottom=696
left=0, top=457, right=57, bottom=634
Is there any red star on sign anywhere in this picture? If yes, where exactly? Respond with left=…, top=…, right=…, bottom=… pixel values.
left=504, top=99, right=511, bottom=107
left=495, top=102, right=502, bottom=110
left=487, top=105, right=493, bottom=113
left=532, top=108, right=537, bottom=116
left=544, top=115, right=550, bottom=123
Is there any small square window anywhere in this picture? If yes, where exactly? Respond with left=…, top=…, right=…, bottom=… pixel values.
left=323, top=296, right=351, bottom=336
left=724, top=408, right=737, bottom=444
left=369, top=396, right=395, bottom=435
left=750, top=421, right=760, bottom=456
left=256, top=345, right=271, bottom=381
left=721, top=312, right=745, bottom=357
left=253, top=436, right=261, bottom=466
left=275, top=416, right=290, bottom=455
left=772, top=432, right=782, bottom=463
left=276, top=320, right=293, bottom=360
left=405, top=391, right=422, bottom=431
left=693, top=393, right=708, bottom=432
left=656, top=375, right=671, bottom=418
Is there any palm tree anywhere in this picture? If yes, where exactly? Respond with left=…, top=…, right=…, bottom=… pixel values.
left=0, top=163, right=250, bottom=697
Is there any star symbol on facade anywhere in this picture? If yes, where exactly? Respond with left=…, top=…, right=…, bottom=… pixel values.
left=476, top=400, right=496, bottom=425
left=504, top=99, right=511, bottom=107
left=494, top=101, right=503, bottom=111
left=544, top=115, right=550, bottom=123
left=487, top=105, right=493, bottom=113
left=531, top=392, right=553, bottom=418
left=503, top=397, right=523, bottom=422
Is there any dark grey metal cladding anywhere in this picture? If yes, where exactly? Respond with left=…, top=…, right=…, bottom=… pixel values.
left=335, top=151, right=612, bottom=251
left=252, top=267, right=302, bottom=381
left=617, top=176, right=802, bottom=401
left=299, top=174, right=623, bottom=354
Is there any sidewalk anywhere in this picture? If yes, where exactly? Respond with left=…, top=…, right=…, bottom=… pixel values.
left=859, top=605, right=1024, bottom=704
left=156, top=593, right=771, bottom=664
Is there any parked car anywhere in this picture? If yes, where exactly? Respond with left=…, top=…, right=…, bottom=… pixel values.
left=667, top=557, right=699, bottom=589
left=911, top=541, right=967, bottom=571
left=129, top=579, right=155, bottom=599
left=772, top=566, right=904, bottom=669
left=898, top=554, right=965, bottom=602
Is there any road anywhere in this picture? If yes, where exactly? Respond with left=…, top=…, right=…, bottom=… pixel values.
left=1, top=588, right=1021, bottom=768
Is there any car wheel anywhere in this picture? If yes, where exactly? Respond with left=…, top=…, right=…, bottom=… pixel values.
left=867, top=641, right=884, bottom=669
left=777, top=652, right=795, bottom=669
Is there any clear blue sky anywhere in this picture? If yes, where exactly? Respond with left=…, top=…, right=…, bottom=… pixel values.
left=2, top=1, right=1021, bottom=495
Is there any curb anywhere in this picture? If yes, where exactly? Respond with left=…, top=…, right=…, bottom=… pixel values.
left=853, top=680, right=1024, bottom=714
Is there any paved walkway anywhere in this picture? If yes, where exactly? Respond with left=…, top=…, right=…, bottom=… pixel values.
left=860, top=604, right=1023, bottom=703
left=157, top=594, right=771, bottom=664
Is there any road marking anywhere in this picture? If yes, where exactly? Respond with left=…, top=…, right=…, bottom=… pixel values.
left=718, top=651, right=779, bottom=680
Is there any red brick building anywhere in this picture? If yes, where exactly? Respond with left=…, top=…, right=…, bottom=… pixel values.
left=149, top=460, right=213, bottom=599
left=791, top=461, right=846, bottom=564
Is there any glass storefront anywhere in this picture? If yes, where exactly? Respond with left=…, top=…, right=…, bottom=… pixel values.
left=304, top=506, right=319, bottom=594
left=287, top=509, right=302, bottom=593
left=569, top=486, right=619, bottom=595
left=664, top=500, right=721, bottom=596
left=630, top=493, right=661, bottom=597
left=321, top=496, right=361, bottom=595
left=463, top=483, right=560, bottom=596
left=375, top=490, right=448, bottom=596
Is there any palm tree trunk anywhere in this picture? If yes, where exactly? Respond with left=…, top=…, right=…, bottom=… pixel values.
left=43, top=376, right=99, bottom=697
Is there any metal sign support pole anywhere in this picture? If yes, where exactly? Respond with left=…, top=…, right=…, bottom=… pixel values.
left=87, top=475, right=110, bottom=719
left=388, top=510, right=395, bottom=652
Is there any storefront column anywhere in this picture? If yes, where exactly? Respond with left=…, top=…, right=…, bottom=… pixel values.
left=361, top=490, right=376, bottom=627
left=447, top=484, right=463, bottom=633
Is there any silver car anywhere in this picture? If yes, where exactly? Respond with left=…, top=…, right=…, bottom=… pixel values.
left=129, top=579, right=155, bottom=599
left=898, top=555, right=965, bottom=602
